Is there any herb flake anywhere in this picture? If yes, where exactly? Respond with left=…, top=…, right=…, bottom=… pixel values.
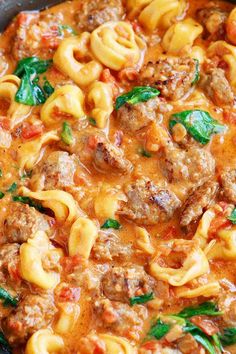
left=148, top=318, right=171, bottom=340
left=101, top=219, right=121, bottom=230
left=0, top=287, right=18, bottom=308
left=61, top=121, right=74, bottom=145
left=228, top=208, right=236, bottom=224
left=130, top=292, right=154, bottom=306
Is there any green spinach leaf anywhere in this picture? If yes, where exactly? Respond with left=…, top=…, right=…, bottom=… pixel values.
left=115, top=86, right=160, bottom=110
left=169, top=110, right=226, bottom=145
left=228, top=208, right=236, bottom=224
left=219, top=327, right=236, bottom=346
left=12, top=195, right=45, bottom=213
left=7, top=182, right=17, bottom=193
left=147, top=318, right=171, bottom=340
left=0, top=288, right=18, bottom=308
left=61, top=122, right=74, bottom=145
left=101, top=219, right=121, bottom=230
left=192, top=59, right=200, bottom=85
left=130, top=292, right=154, bottom=306
left=0, top=332, right=11, bottom=354
left=177, top=302, right=222, bottom=318
left=58, top=24, right=77, bottom=36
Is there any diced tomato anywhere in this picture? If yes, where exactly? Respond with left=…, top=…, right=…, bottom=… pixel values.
left=141, top=340, right=160, bottom=350
left=59, top=286, right=81, bottom=302
left=191, top=316, right=219, bottom=336
left=132, top=21, right=142, bottom=33
left=21, top=124, right=44, bottom=140
left=163, top=226, right=177, bottom=239
left=87, top=135, right=99, bottom=150
left=223, top=110, right=236, bottom=124
left=118, top=67, right=138, bottom=82
left=8, top=264, right=21, bottom=283
left=100, top=68, right=119, bottom=97
left=0, top=118, right=10, bottom=131
left=52, top=106, right=73, bottom=119
left=209, top=215, right=231, bottom=238
left=60, top=255, right=84, bottom=273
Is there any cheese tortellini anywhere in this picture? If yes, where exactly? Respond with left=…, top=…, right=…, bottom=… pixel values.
left=162, top=18, right=203, bottom=54
left=20, top=231, right=63, bottom=290
left=87, top=81, right=114, bottom=128
left=53, top=33, right=103, bottom=88
left=175, top=282, right=220, bottom=298
left=41, top=85, right=85, bottom=126
left=208, top=228, right=236, bottom=260
left=18, top=131, right=59, bottom=171
left=98, top=334, right=136, bottom=354
left=55, top=302, right=80, bottom=334
left=94, top=184, right=126, bottom=220
left=207, top=41, right=236, bottom=89
left=19, top=187, right=81, bottom=223
left=135, top=227, right=155, bottom=255
left=90, top=21, right=145, bottom=71
left=26, top=329, right=64, bottom=354
left=149, top=239, right=209, bottom=286
left=127, top=0, right=187, bottom=31
left=68, top=217, right=98, bottom=259
left=0, top=75, right=31, bottom=128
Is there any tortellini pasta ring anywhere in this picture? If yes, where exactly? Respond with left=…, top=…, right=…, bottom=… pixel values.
left=19, top=187, right=81, bottom=224
left=53, top=33, right=103, bottom=87
left=207, top=41, right=236, bottom=89
left=193, top=207, right=216, bottom=249
left=162, top=18, right=203, bottom=54
left=98, top=334, right=137, bottom=354
left=175, top=282, right=220, bottom=298
left=0, top=75, right=31, bottom=128
left=25, top=329, right=64, bottom=354
left=20, top=231, right=63, bottom=290
left=207, top=228, right=236, bottom=260
left=149, top=239, right=210, bottom=286
left=137, top=0, right=187, bottom=32
left=90, top=21, right=146, bottom=71
left=41, top=85, right=85, bottom=126
left=55, top=302, right=80, bottom=334
left=68, top=217, right=98, bottom=259
left=17, top=130, right=59, bottom=171
left=87, top=81, right=114, bottom=128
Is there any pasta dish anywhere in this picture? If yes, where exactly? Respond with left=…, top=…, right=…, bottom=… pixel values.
left=0, top=0, right=236, bottom=352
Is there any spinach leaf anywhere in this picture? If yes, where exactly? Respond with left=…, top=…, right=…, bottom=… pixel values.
left=58, top=24, right=77, bottom=36
left=177, top=302, right=222, bottom=318
left=88, top=117, right=97, bottom=126
left=147, top=318, right=171, bottom=340
left=0, top=332, right=11, bottom=354
left=7, top=182, right=17, bottom=193
left=169, top=110, right=226, bottom=145
left=0, top=288, right=18, bottom=308
left=139, top=148, right=152, bottom=158
left=192, top=59, right=200, bottom=85
left=219, top=327, right=236, bottom=346
left=12, top=195, right=45, bottom=213
left=0, top=192, right=4, bottom=199
left=14, top=57, right=53, bottom=106
left=0, top=169, right=3, bottom=177
left=14, top=57, right=52, bottom=77
left=43, top=79, right=54, bottom=97
left=228, top=208, right=236, bottom=224
left=115, top=86, right=160, bottom=110
left=61, top=122, right=74, bottom=146
left=130, top=292, right=154, bottom=306
left=101, top=219, right=121, bottom=230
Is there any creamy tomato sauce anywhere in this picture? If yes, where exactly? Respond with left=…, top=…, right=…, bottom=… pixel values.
left=0, top=0, right=236, bottom=353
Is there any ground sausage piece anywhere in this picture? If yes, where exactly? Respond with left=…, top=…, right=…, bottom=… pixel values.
left=94, top=298, right=147, bottom=341
left=200, top=68, right=234, bottom=106
left=12, top=12, right=63, bottom=60
left=93, top=141, right=133, bottom=174
left=101, top=265, right=155, bottom=303
left=32, top=151, right=77, bottom=190
left=197, top=6, right=228, bottom=40
left=117, top=97, right=162, bottom=132
left=0, top=243, right=20, bottom=286
left=177, top=333, right=200, bottom=354
left=4, top=203, right=50, bottom=244
left=138, top=57, right=196, bottom=101
left=75, top=0, right=124, bottom=32
left=4, top=294, right=57, bottom=345
left=92, top=231, right=132, bottom=261
left=119, top=178, right=180, bottom=225
left=160, top=144, right=215, bottom=184
left=221, top=168, right=236, bottom=203
left=180, top=180, right=219, bottom=226
left=218, top=292, right=236, bottom=327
